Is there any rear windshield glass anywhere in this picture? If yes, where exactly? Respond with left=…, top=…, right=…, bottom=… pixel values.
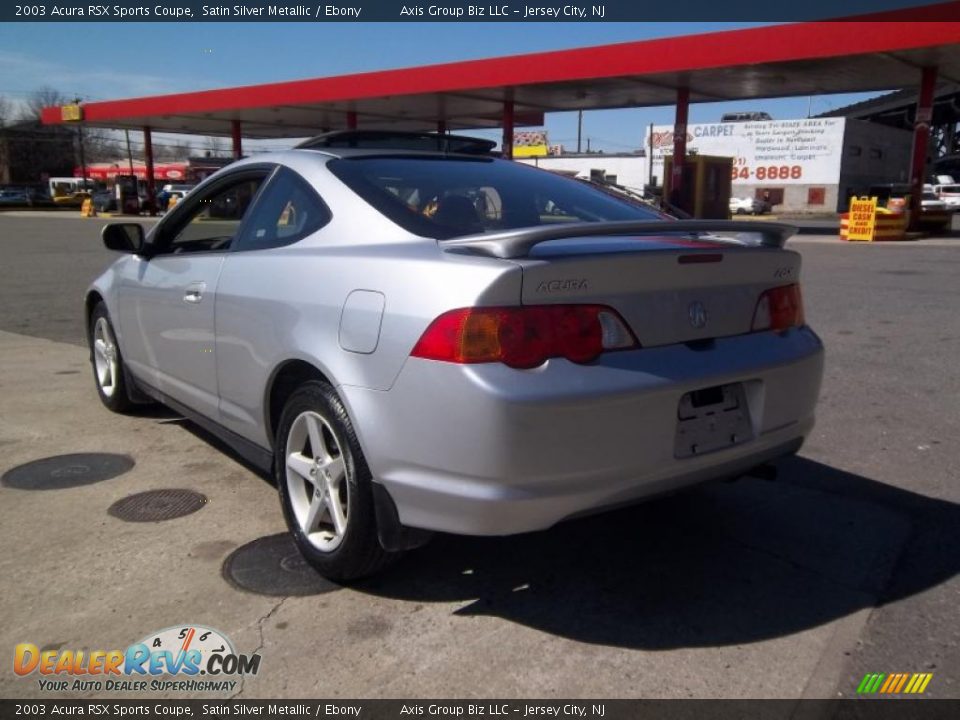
left=327, top=156, right=664, bottom=240
left=939, top=185, right=960, bottom=193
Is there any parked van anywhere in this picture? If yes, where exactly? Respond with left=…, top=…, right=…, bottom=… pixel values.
left=720, top=111, right=773, bottom=122
left=48, top=177, right=99, bottom=206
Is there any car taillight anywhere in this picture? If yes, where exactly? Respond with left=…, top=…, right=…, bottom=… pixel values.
left=411, top=305, right=637, bottom=369
left=752, top=284, right=804, bottom=332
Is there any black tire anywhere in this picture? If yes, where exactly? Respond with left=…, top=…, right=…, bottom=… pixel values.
left=89, top=302, right=133, bottom=413
left=275, top=380, right=396, bottom=581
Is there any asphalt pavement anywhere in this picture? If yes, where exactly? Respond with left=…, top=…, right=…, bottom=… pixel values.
left=0, top=212, right=957, bottom=700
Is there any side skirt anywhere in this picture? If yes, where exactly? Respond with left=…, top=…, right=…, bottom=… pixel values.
left=133, top=378, right=274, bottom=474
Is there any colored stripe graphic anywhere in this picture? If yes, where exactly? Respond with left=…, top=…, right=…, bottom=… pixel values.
left=857, top=672, right=932, bottom=694
left=894, top=674, right=909, bottom=693
left=856, top=673, right=886, bottom=693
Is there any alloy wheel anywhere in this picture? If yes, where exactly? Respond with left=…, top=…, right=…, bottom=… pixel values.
left=285, top=411, right=350, bottom=552
left=93, top=317, right=119, bottom=398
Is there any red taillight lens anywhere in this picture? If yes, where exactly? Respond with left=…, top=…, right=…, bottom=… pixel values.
left=411, top=305, right=637, bottom=369
left=752, top=284, right=804, bottom=332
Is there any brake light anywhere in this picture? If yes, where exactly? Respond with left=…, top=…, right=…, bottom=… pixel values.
left=411, top=305, right=637, bottom=369
left=752, top=284, right=804, bottom=332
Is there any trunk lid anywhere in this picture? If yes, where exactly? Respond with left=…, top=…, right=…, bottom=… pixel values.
left=513, top=236, right=800, bottom=347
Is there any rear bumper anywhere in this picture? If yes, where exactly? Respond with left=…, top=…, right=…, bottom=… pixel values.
left=340, top=326, right=824, bottom=536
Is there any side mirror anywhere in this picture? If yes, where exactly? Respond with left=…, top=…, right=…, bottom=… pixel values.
left=102, top=223, right=145, bottom=254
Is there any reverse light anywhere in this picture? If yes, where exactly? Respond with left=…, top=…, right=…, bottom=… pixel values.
left=752, top=284, right=804, bottom=332
left=411, top=305, right=638, bottom=369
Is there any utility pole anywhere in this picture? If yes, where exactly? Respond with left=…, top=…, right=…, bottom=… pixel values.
left=648, top=122, right=654, bottom=187
left=74, top=97, right=86, bottom=188
left=577, top=110, right=583, bottom=153
left=125, top=129, right=134, bottom=174
left=586, top=137, right=591, bottom=153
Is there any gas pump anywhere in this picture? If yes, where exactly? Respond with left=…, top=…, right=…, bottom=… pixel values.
left=115, top=174, right=140, bottom=215
left=663, top=155, right=733, bottom=219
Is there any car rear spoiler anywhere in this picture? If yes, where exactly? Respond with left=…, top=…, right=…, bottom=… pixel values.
left=441, top=220, right=797, bottom=260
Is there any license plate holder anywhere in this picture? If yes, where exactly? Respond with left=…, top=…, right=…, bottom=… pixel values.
left=674, top=383, right=753, bottom=459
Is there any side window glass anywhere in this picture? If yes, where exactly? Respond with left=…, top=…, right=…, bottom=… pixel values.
left=162, top=177, right=264, bottom=255
left=235, top=168, right=331, bottom=251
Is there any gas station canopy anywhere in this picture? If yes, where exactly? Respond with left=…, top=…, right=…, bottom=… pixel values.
left=41, top=17, right=960, bottom=139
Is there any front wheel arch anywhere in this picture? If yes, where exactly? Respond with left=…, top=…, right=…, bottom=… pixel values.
left=85, top=290, right=105, bottom=343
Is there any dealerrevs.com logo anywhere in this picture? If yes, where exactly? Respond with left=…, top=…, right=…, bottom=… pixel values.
left=14, top=625, right=261, bottom=693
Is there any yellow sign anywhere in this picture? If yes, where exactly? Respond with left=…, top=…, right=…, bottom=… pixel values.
left=60, top=104, right=83, bottom=122
left=80, top=198, right=95, bottom=217
left=512, top=144, right=549, bottom=158
left=512, top=130, right=549, bottom=158
left=847, top=196, right=878, bottom=241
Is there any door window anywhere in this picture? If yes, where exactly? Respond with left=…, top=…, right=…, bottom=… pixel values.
left=156, top=174, right=267, bottom=255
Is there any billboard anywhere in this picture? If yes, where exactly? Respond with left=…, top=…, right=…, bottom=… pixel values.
left=649, top=118, right=845, bottom=186
left=513, top=130, right=550, bottom=158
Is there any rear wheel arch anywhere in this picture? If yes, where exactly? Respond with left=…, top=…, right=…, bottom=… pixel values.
left=266, top=360, right=333, bottom=449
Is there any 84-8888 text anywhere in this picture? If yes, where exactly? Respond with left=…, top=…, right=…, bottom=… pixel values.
left=732, top=164, right=803, bottom=180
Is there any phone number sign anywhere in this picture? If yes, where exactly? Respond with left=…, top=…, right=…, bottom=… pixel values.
left=650, top=118, right=845, bottom=186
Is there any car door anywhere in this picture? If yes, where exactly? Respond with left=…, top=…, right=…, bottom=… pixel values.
left=116, top=167, right=272, bottom=420
left=214, top=167, right=333, bottom=446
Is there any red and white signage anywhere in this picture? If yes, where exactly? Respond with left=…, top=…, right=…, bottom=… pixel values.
left=74, top=163, right=189, bottom=182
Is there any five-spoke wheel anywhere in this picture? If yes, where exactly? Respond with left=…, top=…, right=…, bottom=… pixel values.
left=275, top=380, right=395, bottom=581
left=89, top=302, right=132, bottom=412
left=285, top=411, right=350, bottom=552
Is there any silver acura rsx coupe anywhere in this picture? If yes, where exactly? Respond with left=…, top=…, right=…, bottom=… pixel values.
left=87, top=131, right=824, bottom=580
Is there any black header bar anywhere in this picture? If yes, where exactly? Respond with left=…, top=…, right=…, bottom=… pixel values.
left=3, top=0, right=956, bottom=22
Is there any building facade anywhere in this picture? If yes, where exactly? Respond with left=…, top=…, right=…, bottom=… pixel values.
left=521, top=118, right=913, bottom=213
left=0, top=122, right=75, bottom=185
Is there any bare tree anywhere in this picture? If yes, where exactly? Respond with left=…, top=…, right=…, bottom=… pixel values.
left=205, top=135, right=227, bottom=157
left=84, top=133, right=123, bottom=163
left=154, top=142, right=193, bottom=162
left=21, top=87, right=71, bottom=122
left=0, top=96, right=12, bottom=127
left=171, top=141, right=193, bottom=159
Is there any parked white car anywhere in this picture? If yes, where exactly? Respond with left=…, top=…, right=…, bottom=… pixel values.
left=933, top=184, right=960, bottom=209
left=922, top=191, right=948, bottom=212
left=729, top=196, right=771, bottom=215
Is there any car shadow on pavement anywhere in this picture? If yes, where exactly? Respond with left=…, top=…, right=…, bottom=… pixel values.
left=348, top=455, right=960, bottom=650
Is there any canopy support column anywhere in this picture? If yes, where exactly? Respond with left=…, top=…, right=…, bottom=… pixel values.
left=909, top=66, right=937, bottom=230
left=231, top=120, right=243, bottom=159
left=347, top=111, right=357, bottom=130
left=502, top=99, right=514, bottom=160
left=143, top=126, right=156, bottom=217
left=671, top=87, right=690, bottom=206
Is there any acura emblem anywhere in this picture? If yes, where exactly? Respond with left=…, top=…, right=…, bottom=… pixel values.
left=688, top=301, right=707, bottom=329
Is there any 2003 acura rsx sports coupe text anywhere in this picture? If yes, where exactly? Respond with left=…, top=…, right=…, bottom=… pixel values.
left=86, top=131, right=824, bottom=580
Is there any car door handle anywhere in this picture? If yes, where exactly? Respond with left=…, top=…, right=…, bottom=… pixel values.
left=183, top=282, right=206, bottom=304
